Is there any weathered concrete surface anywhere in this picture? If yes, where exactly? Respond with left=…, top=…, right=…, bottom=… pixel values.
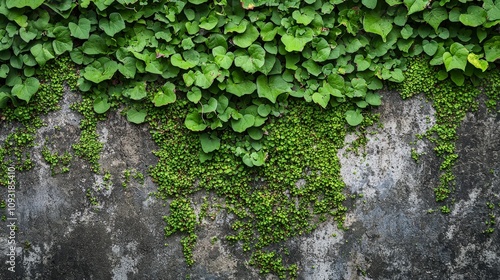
left=0, top=90, right=498, bottom=280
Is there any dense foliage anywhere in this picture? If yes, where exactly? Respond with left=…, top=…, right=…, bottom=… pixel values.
left=0, top=0, right=499, bottom=278
left=0, top=0, right=498, bottom=167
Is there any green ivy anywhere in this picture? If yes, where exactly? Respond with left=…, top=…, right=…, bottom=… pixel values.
left=1, top=1, right=500, bottom=278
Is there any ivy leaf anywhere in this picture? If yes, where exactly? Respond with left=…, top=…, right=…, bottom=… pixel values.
left=292, top=7, right=316, bottom=25
left=354, top=54, right=371, bottom=71
left=233, top=23, right=259, bottom=48
left=93, top=96, right=111, bottom=114
left=171, top=51, right=200, bottom=69
left=0, top=92, right=10, bottom=108
left=200, top=133, right=220, bottom=153
left=0, top=64, right=9, bottom=78
left=423, top=7, right=448, bottom=32
left=83, top=57, right=118, bottom=83
left=459, top=6, right=487, bottom=27
left=199, top=14, right=219, bottom=30
left=260, top=22, right=279, bottom=41
left=312, top=92, right=330, bottom=108
left=312, top=38, right=331, bottom=62
left=69, top=18, right=91, bottom=39
left=123, top=82, right=147, bottom=100
left=213, top=46, right=234, bottom=69
left=118, top=57, right=137, bottom=79
left=362, top=0, right=378, bottom=9
left=404, top=0, right=428, bottom=16
left=467, top=53, right=489, bottom=72
left=423, top=40, right=438, bottom=56
left=226, top=79, right=256, bottom=97
left=248, top=127, right=263, bottom=140
left=365, top=93, right=382, bottom=106
left=52, top=26, right=73, bottom=55
left=450, top=70, right=464, bottom=86
left=345, top=109, right=364, bottom=126
left=19, top=27, right=37, bottom=43
left=231, top=114, right=255, bottom=133
left=363, top=11, right=393, bottom=42
left=484, top=0, right=500, bottom=21
left=257, top=104, right=272, bottom=117
left=153, top=82, right=176, bottom=106
left=351, top=78, right=368, bottom=97
left=256, top=75, right=292, bottom=104
left=484, top=36, right=500, bottom=62
left=319, top=81, right=343, bottom=97
left=30, top=43, right=55, bottom=66
left=302, top=60, right=322, bottom=76
left=187, top=87, right=202, bottom=103
left=202, top=97, right=218, bottom=113
left=189, top=0, right=208, bottom=4
left=249, top=151, right=265, bottom=166
left=11, top=77, right=39, bottom=103
left=234, top=44, right=265, bottom=73
left=185, top=111, right=207, bottom=131
left=281, top=28, right=314, bottom=52
left=127, top=108, right=147, bottom=124
left=99, top=12, right=126, bottom=36
left=82, top=35, right=108, bottom=55
left=6, top=0, right=44, bottom=9
left=443, top=42, right=469, bottom=71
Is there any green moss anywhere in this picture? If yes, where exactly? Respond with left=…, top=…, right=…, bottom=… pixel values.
left=147, top=95, right=376, bottom=278
left=70, top=96, right=106, bottom=173
left=0, top=57, right=77, bottom=185
left=397, top=58, right=499, bottom=213
left=41, top=146, right=72, bottom=176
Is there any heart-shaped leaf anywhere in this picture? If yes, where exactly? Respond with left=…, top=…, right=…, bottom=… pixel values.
left=200, top=133, right=220, bottom=153
left=153, top=82, right=176, bottom=106
left=233, top=23, right=259, bottom=48
left=93, top=96, right=111, bottom=114
left=83, top=57, right=118, bottom=83
left=345, top=109, right=364, bottom=126
left=256, top=75, right=292, bottom=103
left=226, top=79, right=257, bottom=96
left=6, top=0, right=44, bottom=9
left=127, top=108, right=147, bottom=124
left=11, top=77, right=39, bottom=103
left=365, top=93, right=382, bottom=106
left=459, top=6, right=487, bottom=27
left=213, top=46, right=234, bottom=69
left=484, top=0, right=500, bottom=21
left=30, top=43, right=55, bottom=66
left=443, top=42, right=469, bottom=71
left=231, top=114, right=255, bottom=133
left=69, top=18, right=91, bottom=39
left=281, top=28, right=314, bottom=52
left=185, top=111, right=207, bottom=131
left=99, top=12, right=126, bottom=36
left=234, top=44, right=265, bottom=73
left=484, top=36, right=500, bottom=62
left=312, top=92, right=330, bottom=108
left=52, top=26, right=73, bottom=55
left=363, top=11, right=393, bottom=42
left=423, top=7, right=448, bottom=32
left=404, top=0, right=427, bottom=15
left=123, top=82, right=147, bottom=100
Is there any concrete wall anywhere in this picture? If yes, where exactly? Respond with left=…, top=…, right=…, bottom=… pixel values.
left=1, top=90, right=499, bottom=279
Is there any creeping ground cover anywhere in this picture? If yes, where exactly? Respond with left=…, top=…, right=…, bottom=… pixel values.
left=0, top=0, right=499, bottom=278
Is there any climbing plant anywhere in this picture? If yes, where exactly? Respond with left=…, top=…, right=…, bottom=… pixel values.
left=0, top=0, right=499, bottom=278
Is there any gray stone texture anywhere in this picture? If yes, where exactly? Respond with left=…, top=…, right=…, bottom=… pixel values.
left=0, top=90, right=498, bottom=279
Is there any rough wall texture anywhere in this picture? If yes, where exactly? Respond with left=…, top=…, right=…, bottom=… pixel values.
left=0, top=89, right=498, bottom=280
